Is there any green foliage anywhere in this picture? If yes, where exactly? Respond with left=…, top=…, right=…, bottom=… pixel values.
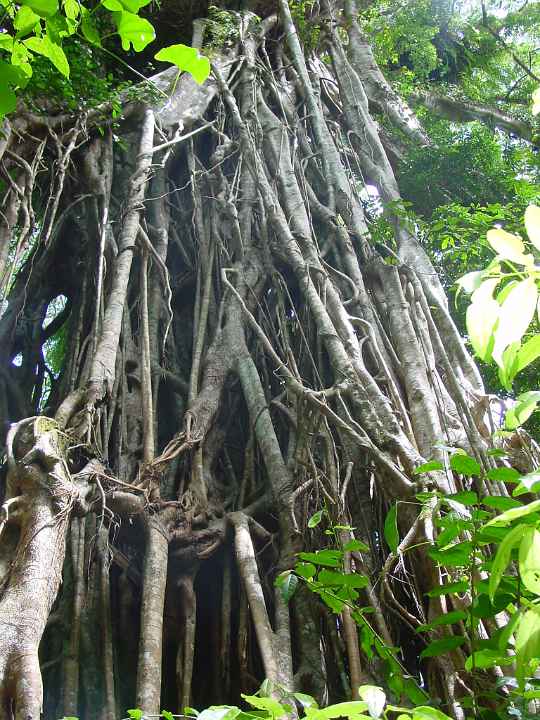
left=0, top=0, right=210, bottom=120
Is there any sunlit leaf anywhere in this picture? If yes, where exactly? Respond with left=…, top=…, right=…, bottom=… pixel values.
left=449, top=452, right=481, bottom=477
left=515, top=606, right=540, bottom=687
left=519, top=528, right=540, bottom=595
left=413, top=460, right=444, bottom=475
left=115, top=11, right=155, bottom=51
left=358, top=686, right=385, bottom=719
left=13, top=6, right=40, bottom=35
left=20, top=0, right=58, bottom=17
left=484, top=498, right=540, bottom=528
left=513, top=471, right=540, bottom=497
left=525, top=204, right=540, bottom=251
left=24, top=35, right=69, bottom=77
left=489, top=523, right=523, bottom=601
left=505, top=391, right=540, bottom=430
left=308, top=510, right=324, bottom=528
left=486, top=227, right=533, bottom=266
left=533, top=87, right=540, bottom=116
left=154, top=43, right=210, bottom=84
left=466, top=279, right=499, bottom=361
left=80, top=8, right=101, bottom=46
left=493, top=278, right=538, bottom=368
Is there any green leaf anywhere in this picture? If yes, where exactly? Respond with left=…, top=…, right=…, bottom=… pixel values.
left=446, top=491, right=478, bottom=507
left=449, top=452, right=481, bottom=477
left=241, top=695, right=286, bottom=719
left=413, top=460, right=444, bottom=474
left=128, top=711, right=144, bottom=720
left=484, top=498, right=540, bottom=528
left=0, top=82, right=17, bottom=117
left=317, top=569, right=369, bottom=588
left=274, top=571, right=298, bottom=603
left=412, top=706, right=452, bottom=720
left=417, top=610, right=467, bottom=632
left=384, top=504, right=399, bottom=553
left=519, top=528, right=540, bottom=595
left=483, top=496, right=523, bottom=511
left=62, top=0, right=79, bottom=19
left=293, top=694, right=318, bottom=710
left=486, top=467, right=521, bottom=483
left=20, top=0, right=58, bottom=17
left=426, top=580, right=469, bottom=597
left=464, top=650, right=512, bottom=671
left=162, top=712, right=175, bottom=720
left=13, top=6, right=40, bottom=35
left=154, top=43, right=210, bottom=84
left=419, top=636, right=465, bottom=659
left=489, top=523, right=527, bottom=601
left=516, top=335, right=540, bottom=374
left=343, top=539, right=369, bottom=552
left=115, top=11, right=155, bottom=51
left=24, top=35, right=69, bottom=77
left=295, top=562, right=316, bottom=579
left=319, top=701, right=369, bottom=718
left=80, top=8, right=101, bottom=46
left=357, top=686, right=385, bottom=719
left=308, top=510, right=324, bottom=528
left=198, top=707, right=242, bottom=720
left=513, top=471, right=540, bottom=497
left=297, top=550, right=342, bottom=567
left=505, top=391, right=540, bottom=430
left=515, top=607, right=540, bottom=687
left=429, top=541, right=473, bottom=567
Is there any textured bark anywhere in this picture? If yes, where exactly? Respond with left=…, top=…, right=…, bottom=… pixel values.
left=0, top=2, right=535, bottom=717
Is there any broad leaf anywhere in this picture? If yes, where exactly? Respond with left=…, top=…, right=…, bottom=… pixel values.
left=426, top=580, right=468, bottom=597
left=274, top=571, right=298, bottom=603
left=493, top=278, right=538, bottom=368
left=358, top=686, right=385, bottom=719
left=419, top=636, right=465, bottom=659
left=516, top=335, right=540, bottom=374
left=13, top=6, right=40, bottom=35
left=308, top=510, right=324, bottom=528
left=505, top=391, right=540, bottom=430
left=446, top=491, right=478, bottom=506
left=24, top=35, right=69, bottom=77
left=297, top=550, right=342, bottom=567
left=20, top=0, right=58, bottom=17
left=486, top=467, right=520, bottom=483
left=519, top=528, right=540, bottom=595
left=486, top=227, right=533, bottom=266
left=513, top=471, right=540, bottom=497
left=489, top=523, right=523, bottom=601
left=154, top=43, right=210, bottom=84
left=343, top=539, right=369, bottom=552
left=413, top=460, right=444, bottom=474
left=241, top=695, right=286, bottom=719
left=115, top=11, right=155, bottom=51
left=464, top=649, right=512, bottom=671
left=484, top=498, right=540, bottom=528
left=418, top=610, right=467, bottom=632
left=412, top=707, right=453, bottom=720
left=466, top=280, right=499, bottom=361
left=319, top=701, right=369, bottom=718
left=383, top=504, right=399, bottom=553
left=429, top=541, right=474, bottom=567
left=524, top=204, right=540, bottom=251
left=449, top=453, right=481, bottom=477
left=515, top=606, right=540, bottom=687
left=318, top=569, right=369, bottom=588
left=80, top=8, right=101, bottom=46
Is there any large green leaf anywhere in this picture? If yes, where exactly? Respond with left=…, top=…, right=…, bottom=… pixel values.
left=484, top=498, right=540, bottom=528
left=13, top=6, right=40, bottom=35
left=115, top=11, right=155, bottom=51
left=513, top=471, right=540, bottom=497
left=429, top=541, right=473, bottom=567
left=417, top=610, right=467, bottom=632
left=489, top=523, right=523, bottom=601
left=317, top=569, right=369, bottom=588
left=383, top=504, right=399, bottom=553
left=515, top=606, right=540, bottom=687
left=297, top=550, right=342, bottom=567
left=154, top=43, right=210, bottom=84
left=20, top=0, right=58, bottom=17
left=505, top=391, right=540, bottom=430
left=516, top=336, right=540, bottom=375
left=426, top=580, right=469, bottom=597
left=80, top=8, right=101, bottom=46
left=519, top=527, right=540, bottom=595
left=464, top=649, right=512, bottom=671
left=419, top=636, right=465, bottom=659
left=24, top=35, right=69, bottom=77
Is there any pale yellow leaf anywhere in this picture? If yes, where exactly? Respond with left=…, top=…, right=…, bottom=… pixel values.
left=525, top=205, right=540, bottom=252
left=466, top=278, right=500, bottom=361
left=487, top=228, right=533, bottom=266
left=493, top=278, right=538, bottom=367
left=533, top=87, right=540, bottom=116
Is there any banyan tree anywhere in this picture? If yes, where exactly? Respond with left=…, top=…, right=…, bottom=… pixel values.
left=0, top=0, right=539, bottom=718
